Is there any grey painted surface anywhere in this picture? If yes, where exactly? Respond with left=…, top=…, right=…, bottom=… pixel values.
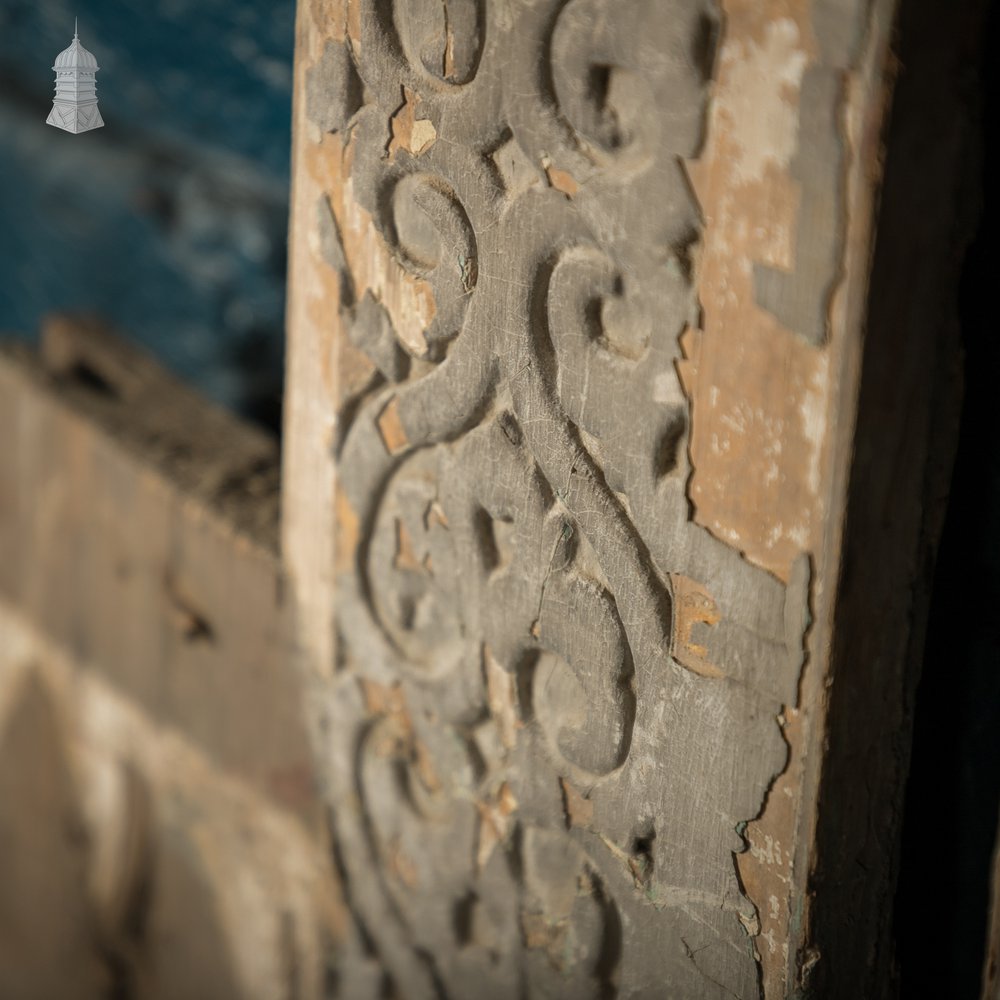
left=301, top=2, right=816, bottom=995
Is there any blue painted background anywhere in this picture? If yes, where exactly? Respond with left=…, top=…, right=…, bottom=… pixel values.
left=0, top=0, right=295, bottom=428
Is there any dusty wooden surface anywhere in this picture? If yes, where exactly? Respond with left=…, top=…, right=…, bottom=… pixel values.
left=0, top=319, right=346, bottom=998
left=278, top=0, right=945, bottom=996
left=0, top=316, right=315, bottom=819
left=0, top=602, right=341, bottom=1000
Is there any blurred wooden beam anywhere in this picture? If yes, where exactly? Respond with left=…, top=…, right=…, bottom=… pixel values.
left=0, top=315, right=314, bottom=820
left=0, top=602, right=342, bottom=1000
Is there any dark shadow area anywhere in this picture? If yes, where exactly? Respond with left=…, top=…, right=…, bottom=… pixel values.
left=806, top=0, right=988, bottom=993
left=895, top=2, right=1000, bottom=994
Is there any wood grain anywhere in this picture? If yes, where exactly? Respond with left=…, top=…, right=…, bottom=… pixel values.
left=280, top=1, right=929, bottom=996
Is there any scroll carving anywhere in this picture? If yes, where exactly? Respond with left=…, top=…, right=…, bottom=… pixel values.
left=307, top=1, right=812, bottom=995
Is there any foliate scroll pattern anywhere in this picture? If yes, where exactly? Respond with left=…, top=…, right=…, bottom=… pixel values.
left=313, top=2, right=809, bottom=996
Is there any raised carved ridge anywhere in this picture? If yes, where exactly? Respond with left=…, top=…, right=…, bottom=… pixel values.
left=304, top=2, right=813, bottom=996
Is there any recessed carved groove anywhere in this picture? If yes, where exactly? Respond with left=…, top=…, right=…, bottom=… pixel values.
left=629, top=822, right=656, bottom=887
left=691, top=11, right=721, bottom=83
left=473, top=506, right=514, bottom=576
left=452, top=891, right=478, bottom=947
left=654, top=413, right=687, bottom=480
left=391, top=0, right=486, bottom=87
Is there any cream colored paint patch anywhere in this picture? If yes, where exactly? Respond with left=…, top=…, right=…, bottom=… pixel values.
left=800, top=351, right=830, bottom=496
left=715, top=18, right=808, bottom=187
left=408, top=119, right=437, bottom=156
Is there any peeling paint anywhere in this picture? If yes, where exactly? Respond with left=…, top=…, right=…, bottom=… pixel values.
left=484, top=645, right=520, bottom=751
left=376, top=397, right=409, bottom=455
left=387, top=87, right=438, bottom=161
left=668, top=574, right=724, bottom=678
left=684, top=1, right=834, bottom=583
left=540, top=154, right=579, bottom=198
left=558, top=777, right=594, bottom=830
left=715, top=19, right=809, bottom=186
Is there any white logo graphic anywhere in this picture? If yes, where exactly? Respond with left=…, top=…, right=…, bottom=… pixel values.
left=47, top=19, right=105, bottom=134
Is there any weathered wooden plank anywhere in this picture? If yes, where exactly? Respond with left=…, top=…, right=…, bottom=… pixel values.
left=0, top=601, right=342, bottom=1000
left=0, top=316, right=314, bottom=819
left=279, top=0, right=966, bottom=996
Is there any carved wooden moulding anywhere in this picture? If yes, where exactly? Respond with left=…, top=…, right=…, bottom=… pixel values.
left=293, top=1, right=821, bottom=996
